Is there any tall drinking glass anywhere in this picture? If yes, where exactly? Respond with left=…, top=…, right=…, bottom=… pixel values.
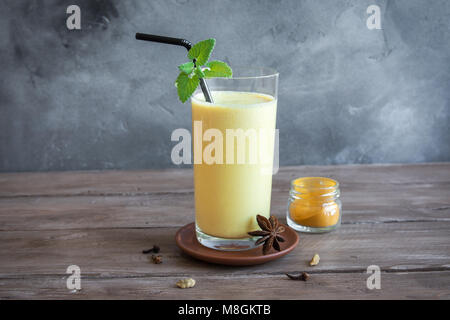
left=191, top=67, right=278, bottom=250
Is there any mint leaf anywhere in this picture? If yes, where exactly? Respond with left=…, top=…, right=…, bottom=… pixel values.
left=204, top=60, right=233, bottom=78
left=175, top=72, right=199, bottom=103
left=174, top=39, right=232, bottom=103
left=178, top=62, right=195, bottom=74
left=194, top=67, right=205, bottom=78
left=188, top=39, right=215, bottom=66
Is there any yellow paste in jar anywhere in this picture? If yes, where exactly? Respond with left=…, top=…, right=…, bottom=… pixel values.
left=288, top=177, right=340, bottom=228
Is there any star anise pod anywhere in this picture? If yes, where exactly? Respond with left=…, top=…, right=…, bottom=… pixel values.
left=248, top=214, right=286, bottom=255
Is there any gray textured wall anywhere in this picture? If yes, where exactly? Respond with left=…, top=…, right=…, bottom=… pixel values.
left=0, top=0, right=449, bottom=172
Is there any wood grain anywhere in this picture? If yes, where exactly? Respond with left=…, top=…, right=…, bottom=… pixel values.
left=1, top=163, right=449, bottom=197
left=0, top=223, right=448, bottom=277
left=1, top=272, right=448, bottom=300
left=0, top=188, right=448, bottom=231
left=0, top=163, right=449, bottom=299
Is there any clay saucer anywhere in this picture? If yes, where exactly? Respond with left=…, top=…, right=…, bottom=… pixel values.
left=175, top=222, right=299, bottom=266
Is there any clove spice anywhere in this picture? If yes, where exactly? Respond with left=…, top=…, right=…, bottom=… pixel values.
left=142, top=245, right=160, bottom=254
left=286, top=272, right=310, bottom=281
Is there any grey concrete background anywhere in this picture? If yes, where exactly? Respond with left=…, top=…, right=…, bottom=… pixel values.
left=0, top=0, right=449, bottom=172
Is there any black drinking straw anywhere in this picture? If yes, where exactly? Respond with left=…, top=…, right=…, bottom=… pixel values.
left=135, top=33, right=214, bottom=103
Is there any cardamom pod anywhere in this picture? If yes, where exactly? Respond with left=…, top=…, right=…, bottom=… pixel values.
left=310, top=253, right=320, bottom=266
left=176, top=278, right=196, bottom=289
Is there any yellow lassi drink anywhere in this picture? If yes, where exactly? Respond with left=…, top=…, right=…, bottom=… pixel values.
left=134, top=34, right=277, bottom=250
left=192, top=91, right=277, bottom=242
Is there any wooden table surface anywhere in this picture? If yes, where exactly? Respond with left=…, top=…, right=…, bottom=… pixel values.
left=0, top=163, right=449, bottom=299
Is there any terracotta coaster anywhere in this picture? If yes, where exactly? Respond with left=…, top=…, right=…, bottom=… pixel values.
left=175, top=222, right=299, bottom=266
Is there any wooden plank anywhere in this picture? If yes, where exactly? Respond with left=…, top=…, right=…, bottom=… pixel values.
left=0, top=271, right=449, bottom=299
left=0, top=222, right=448, bottom=277
left=0, top=194, right=195, bottom=231
left=1, top=163, right=449, bottom=197
left=0, top=186, right=448, bottom=231
left=0, top=169, right=194, bottom=197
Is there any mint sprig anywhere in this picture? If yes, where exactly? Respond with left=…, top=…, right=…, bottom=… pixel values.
left=175, top=38, right=232, bottom=103
left=188, top=39, right=215, bottom=66
left=175, top=73, right=199, bottom=104
left=204, top=60, right=233, bottom=78
left=178, top=62, right=195, bottom=74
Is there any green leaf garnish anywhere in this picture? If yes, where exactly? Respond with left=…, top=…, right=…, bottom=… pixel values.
left=178, top=62, right=195, bottom=74
left=187, top=39, right=215, bottom=66
left=175, top=72, right=199, bottom=103
left=194, top=67, right=205, bottom=79
left=175, top=38, right=232, bottom=103
left=204, top=60, right=232, bottom=78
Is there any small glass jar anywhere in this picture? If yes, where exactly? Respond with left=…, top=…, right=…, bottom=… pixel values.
left=286, top=177, right=341, bottom=233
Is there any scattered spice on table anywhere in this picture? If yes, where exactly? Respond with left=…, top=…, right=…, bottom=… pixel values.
left=176, top=278, right=196, bottom=289
left=310, top=253, right=320, bottom=266
left=142, top=245, right=160, bottom=254
left=286, top=272, right=310, bottom=281
left=151, top=255, right=162, bottom=264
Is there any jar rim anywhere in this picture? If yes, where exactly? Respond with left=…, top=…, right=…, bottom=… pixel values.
left=290, top=177, right=340, bottom=191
